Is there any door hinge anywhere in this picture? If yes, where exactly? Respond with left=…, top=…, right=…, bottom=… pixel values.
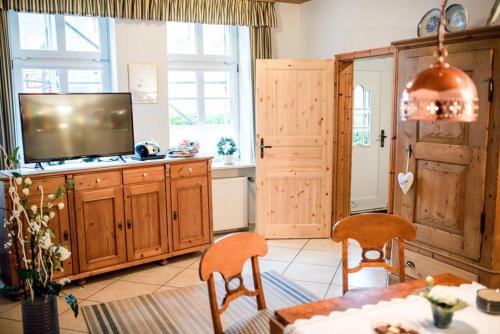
left=480, top=211, right=486, bottom=234
left=488, top=79, right=494, bottom=102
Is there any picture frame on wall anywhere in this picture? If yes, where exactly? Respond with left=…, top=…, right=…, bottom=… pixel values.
left=128, top=63, right=158, bottom=104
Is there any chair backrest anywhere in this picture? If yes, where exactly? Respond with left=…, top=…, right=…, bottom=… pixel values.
left=332, top=213, right=416, bottom=294
left=199, top=232, right=268, bottom=334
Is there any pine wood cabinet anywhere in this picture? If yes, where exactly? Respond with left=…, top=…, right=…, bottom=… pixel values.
left=171, top=176, right=211, bottom=251
left=75, top=186, right=127, bottom=272
left=0, top=158, right=213, bottom=285
left=391, top=27, right=500, bottom=287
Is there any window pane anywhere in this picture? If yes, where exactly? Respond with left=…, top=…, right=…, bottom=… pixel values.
left=22, top=69, right=60, bottom=93
left=168, top=71, right=197, bottom=98
left=68, top=69, right=103, bottom=92
left=18, top=13, right=57, bottom=50
left=167, top=22, right=196, bottom=54
left=202, top=25, right=231, bottom=56
left=205, top=99, right=231, bottom=125
left=204, top=71, right=230, bottom=98
left=169, top=99, right=198, bottom=125
left=354, top=85, right=364, bottom=109
left=64, top=16, right=101, bottom=52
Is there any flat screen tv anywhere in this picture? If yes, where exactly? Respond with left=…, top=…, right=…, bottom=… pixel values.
left=19, top=93, right=135, bottom=163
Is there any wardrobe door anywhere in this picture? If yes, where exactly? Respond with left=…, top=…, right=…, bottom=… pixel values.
left=394, top=48, right=493, bottom=260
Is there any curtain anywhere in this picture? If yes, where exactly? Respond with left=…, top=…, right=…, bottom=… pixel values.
left=0, top=9, right=15, bottom=165
left=1, top=0, right=277, bottom=26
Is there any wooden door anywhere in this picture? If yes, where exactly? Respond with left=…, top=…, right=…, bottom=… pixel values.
left=124, top=182, right=168, bottom=260
left=394, top=48, right=493, bottom=260
left=255, top=59, right=334, bottom=238
left=171, top=176, right=210, bottom=251
left=75, top=187, right=126, bottom=271
left=27, top=196, right=72, bottom=277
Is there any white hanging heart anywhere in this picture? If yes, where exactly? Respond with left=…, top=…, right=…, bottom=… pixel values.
left=398, top=172, right=414, bottom=194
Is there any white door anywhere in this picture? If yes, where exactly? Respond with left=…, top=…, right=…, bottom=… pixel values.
left=350, top=57, right=393, bottom=213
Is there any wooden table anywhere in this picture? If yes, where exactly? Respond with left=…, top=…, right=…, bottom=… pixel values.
left=270, top=273, right=468, bottom=334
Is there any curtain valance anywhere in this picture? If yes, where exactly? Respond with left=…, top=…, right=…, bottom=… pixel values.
left=0, top=0, right=277, bottom=27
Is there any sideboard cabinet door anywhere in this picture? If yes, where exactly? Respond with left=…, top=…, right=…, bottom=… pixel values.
left=170, top=176, right=210, bottom=251
left=75, top=187, right=126, bottom=272
left=124, top=182, right=168, bottom=260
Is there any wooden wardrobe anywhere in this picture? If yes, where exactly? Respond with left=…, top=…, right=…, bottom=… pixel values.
left=392, top=26, right=500, bottom=287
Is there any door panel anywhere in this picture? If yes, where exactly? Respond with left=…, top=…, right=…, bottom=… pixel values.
left=124, top=182, right=168, bottom=260
left=394, top=48, right=492, bottom=260
left=76, top=187, right=126, bottom=271
left=256, top=60, right=334, bottom=238
left=171, top=176, right=210, bottom=250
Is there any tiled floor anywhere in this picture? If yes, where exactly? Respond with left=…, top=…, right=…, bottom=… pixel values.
left=0, top=238, right=388, bottom=333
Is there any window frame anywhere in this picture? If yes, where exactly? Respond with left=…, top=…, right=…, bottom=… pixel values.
left=167, top=22, right=241, bottom=159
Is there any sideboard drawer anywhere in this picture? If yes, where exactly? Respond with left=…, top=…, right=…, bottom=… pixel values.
left=123, top=166, right=164, bottom=184
left=404, top=250, right=478, bottom=282
left=74, top=171, right=122, bottom=191
left=19, top=177, right=66, bottom=197
left=171, top=162, right=207, bottom=179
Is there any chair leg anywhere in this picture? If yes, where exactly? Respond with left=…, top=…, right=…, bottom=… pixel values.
left=251, top=256, right=267, bottom=310
left=398, top=239, right=406, bottom=283
left=342, top=240, right=348, bottom=294
left=207, top=275, right=223, bottom=334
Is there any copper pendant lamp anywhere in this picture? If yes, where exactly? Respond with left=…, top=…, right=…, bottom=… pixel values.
left=401, top=0, right=479, bottom=122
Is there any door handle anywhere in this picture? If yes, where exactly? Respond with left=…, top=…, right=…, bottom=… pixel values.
left=260, top=138, right=272, bottom=158
left=379, top=129, right=388, bottom=148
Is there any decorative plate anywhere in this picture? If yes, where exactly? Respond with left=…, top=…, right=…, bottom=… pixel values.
left=418, top=8, right=441, bottom=37
left=445, top=4, right=468, bottom=32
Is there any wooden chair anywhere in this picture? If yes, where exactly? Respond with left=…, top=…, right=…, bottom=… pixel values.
left=199, top=232, right=268, bottom=334
left=332, top=213, right=416, bottom=294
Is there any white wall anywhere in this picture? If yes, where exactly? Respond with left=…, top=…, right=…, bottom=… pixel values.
left=113, top=19, right=170, bottom=151
left=273, top=0, right=496, bottom=59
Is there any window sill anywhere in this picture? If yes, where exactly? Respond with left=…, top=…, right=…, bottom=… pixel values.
left=211, top=161, right=255, bottom=170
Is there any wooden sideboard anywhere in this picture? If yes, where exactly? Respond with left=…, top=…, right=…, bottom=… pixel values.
left=0, top=157, right=213, bottom=285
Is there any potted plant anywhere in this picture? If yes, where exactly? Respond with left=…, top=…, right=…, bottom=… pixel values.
left=216, top=137, right=237, bottom=165
left=421, top=276, right=467, bottom=329
left=0, top=147, right=78, bottom=334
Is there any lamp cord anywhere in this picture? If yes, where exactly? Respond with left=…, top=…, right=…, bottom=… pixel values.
left=437, top=0, right=448, bottom=63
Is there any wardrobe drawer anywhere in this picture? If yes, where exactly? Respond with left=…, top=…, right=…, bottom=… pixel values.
left=18, top=177, right=66, bottom=197
left=171, top=162, right=207, bottom=179
left=74, top=171, right=122, bottom=191
left=123, top=166, right=164, bottom=184
left=404, top=250, right=478, bottom=282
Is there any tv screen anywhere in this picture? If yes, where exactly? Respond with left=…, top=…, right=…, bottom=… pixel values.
left=19, top=93, right=135, bottom=163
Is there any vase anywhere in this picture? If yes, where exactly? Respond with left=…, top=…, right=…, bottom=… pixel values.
left=431, top=304, right=454, bottom=329
left=223, top=155, right=234, bottom=165
left=22, top=295, right=59, bottom=334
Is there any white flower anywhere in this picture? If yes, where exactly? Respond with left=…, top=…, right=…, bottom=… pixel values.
left=58, top=203, right=65, bottom=210
left=22, top=188, right=29, bottom=196
left=57, top=277, right=71, bottom=286
left=428, top=285, right=458, bottom=306
left=15, top=177, right=22, bottom=185
left=53, top=245, right=71, bottom=261
left=43, top=215, right=49, bottom=222
left=31, top=205, right=37, bottom=213
left=48, top=194, right=55, bottom=200
left=24, top=177, right=32, bottom=185
left=49, top=211, right=56, bottom=219
left=39, top=231, right=53, bottom=250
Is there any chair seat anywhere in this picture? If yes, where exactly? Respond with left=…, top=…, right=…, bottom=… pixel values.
left=224, top=309, right=273, bottom=334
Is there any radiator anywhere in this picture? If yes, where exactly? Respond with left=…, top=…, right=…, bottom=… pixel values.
left=212, top=177, right=249, bottom=232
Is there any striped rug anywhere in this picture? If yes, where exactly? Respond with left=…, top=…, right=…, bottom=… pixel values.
left=82, top=271, right=318, bottom=334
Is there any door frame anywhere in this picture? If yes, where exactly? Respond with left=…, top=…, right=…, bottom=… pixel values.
left=332, top=46, right=397, bottom=225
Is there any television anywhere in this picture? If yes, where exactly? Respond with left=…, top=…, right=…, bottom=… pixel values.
left=19, top=93, right=135, bottom=163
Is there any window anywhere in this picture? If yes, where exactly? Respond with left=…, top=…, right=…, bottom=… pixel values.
left=167, top=22, right=241, bottom=160
left=9, top=12, right=111, bottom=94
left=353, top=85, right=372, bottom=146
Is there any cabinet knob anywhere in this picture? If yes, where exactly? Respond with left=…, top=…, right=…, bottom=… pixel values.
left=96, top=178, right=102, bottom=184
left=127, top=219, right=132, bottom=229
left=173, top=211, right=178, bottom=220
left=405, top=260, right=415, bottom=269
left=143, top=173, right=148, bottom=177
